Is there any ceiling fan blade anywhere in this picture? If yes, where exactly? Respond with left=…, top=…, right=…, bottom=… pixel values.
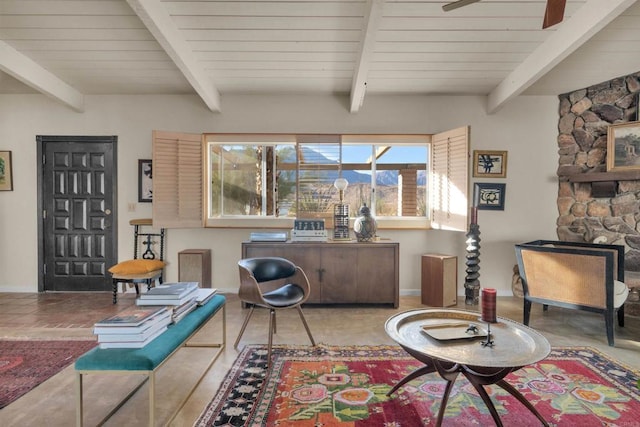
left=542, top=0, right=567, bottom=29
left=442, top=0, right=481, bottom=12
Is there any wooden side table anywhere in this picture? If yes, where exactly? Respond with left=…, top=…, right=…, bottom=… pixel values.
left=421, top=254, right=457, bottom=307
left=178, top=249, right=212, bottom=288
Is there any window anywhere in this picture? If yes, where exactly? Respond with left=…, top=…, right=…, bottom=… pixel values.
left=205, top=134, right=430, bottom=224
left=340, top=136, right=429, bottom=218
left=152, top=128, right=469, bottom=231
left=205, top=134, right=297, bottom=220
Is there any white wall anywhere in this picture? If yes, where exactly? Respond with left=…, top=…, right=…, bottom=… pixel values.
left=0, top=93, right=559, bottom=296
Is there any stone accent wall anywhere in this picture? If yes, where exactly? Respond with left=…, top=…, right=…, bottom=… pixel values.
left=557, top=72, right=640, bottom=272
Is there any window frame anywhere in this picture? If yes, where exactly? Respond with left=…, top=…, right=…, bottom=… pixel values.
left=203, top=133, right=435, bottom=230
left=151, top=130, right=469, bottom=231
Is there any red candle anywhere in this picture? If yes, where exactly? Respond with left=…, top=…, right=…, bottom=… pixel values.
left=481, top=288, right=497, bottom=323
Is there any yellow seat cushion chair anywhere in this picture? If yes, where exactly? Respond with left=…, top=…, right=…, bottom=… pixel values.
left=109, top=219, right=166, bottom=304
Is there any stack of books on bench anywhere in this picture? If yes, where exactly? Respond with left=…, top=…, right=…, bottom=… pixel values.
left=93, top=306, right=172, bottom=349
left=136, top=282, right=218, bottom=323
left=136, top=282, right=199, bottom=306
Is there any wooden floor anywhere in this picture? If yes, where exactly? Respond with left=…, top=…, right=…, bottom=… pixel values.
left=0, top=292, right=638, bottom=426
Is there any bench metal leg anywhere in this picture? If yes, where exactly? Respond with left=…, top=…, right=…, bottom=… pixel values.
left=149, top=372, right=155, bottom=427
left=76, top=373, right=83, bottom=427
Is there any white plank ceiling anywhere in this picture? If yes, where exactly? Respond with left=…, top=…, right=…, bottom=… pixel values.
left=0, top=0, right=639, bottom=113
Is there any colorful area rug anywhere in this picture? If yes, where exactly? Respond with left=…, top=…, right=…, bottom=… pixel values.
left=0, top=339, right=97, bottom=409
left=195, top=344, right=640, bottom=426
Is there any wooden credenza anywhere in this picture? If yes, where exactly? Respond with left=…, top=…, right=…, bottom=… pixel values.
left=242, top=241, right=399, bottom=307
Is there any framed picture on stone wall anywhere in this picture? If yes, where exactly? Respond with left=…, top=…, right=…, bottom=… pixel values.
left=472, top=150, right=507, bottom=178
left=607, top=121, right=640, bottom=172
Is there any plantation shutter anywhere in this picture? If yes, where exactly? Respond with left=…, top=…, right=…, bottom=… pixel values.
left=430, top=126, right=469, bottom=231
left=152, top=130, right=203, bottom=228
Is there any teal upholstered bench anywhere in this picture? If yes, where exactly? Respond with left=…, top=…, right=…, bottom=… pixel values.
left=75, top=294, right=226, bottom=427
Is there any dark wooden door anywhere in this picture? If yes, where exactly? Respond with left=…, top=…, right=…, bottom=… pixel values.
left=38, top=136, right=117, bottom=292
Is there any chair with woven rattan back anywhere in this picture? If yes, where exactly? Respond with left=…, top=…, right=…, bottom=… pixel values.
left=515, top=239, right=629, bottom=346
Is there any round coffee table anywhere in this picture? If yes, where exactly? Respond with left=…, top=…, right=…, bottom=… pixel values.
left=385, top=308, right=551, bottom=427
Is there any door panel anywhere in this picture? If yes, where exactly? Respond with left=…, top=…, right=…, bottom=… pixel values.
left=282, top=247, right=322, bottom=303
left=320, top=247, right=357, bottom=303
left=355, top=246, right=396, bottom=303
left=39, top=136, right=117, bottom=292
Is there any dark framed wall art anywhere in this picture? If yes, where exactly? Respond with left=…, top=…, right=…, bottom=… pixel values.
left=472, top=150, right=507, bottom=178
left=138, top=159, right=153, bottom=202
left=474, top=183, right=506, bottom=211
left=0, top=151, right=13, bottom=191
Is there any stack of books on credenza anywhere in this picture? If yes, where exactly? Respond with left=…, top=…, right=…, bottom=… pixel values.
left=93, top=306, right=172, bottom=349
left=136, top=282, right=218, bottom=323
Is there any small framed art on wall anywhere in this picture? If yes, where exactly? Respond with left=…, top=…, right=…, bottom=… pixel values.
left=138, top=159, right=153, bottom=202
left=472, top=150, right=507, bottom=178
left=0, top=151, right=13, bottom=191
left=474, top=183, right=506, bottom=211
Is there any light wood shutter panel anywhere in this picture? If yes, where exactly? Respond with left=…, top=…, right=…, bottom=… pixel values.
left=152, top=131, right=203, bottom=228
left=430, top=126, right=469, bottom=232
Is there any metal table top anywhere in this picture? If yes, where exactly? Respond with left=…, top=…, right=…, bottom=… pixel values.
left=385, top=308, right=551, bottom=368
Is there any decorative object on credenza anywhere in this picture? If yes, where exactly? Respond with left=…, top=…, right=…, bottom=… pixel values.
left=354, top=203, right=377, bottom=242
left=475, top=182, right=506, bottom=210
left=480, top=287, right=497, bottom=347
left=606, top=121, right=640, bottom=172
left=472, top=150, right=507, bottom=178
left=138, top=159, right=153, bottom=202
left=291, top=219, right=327, bottom=242
left=249, top=232, right=288, bottom=242
left=464, top=189, right=481, bottom=305
left=333, top=177, right=350, bottom=240
left=0, top=151, right=13, bottom=191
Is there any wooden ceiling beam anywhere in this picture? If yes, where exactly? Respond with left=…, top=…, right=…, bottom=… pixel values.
left=126, top=0, right=221, bottom=112
left=350, top=0, right=385, bottom=113
left=0, top=40, right=84, bottom=112
left=487, top=0, right=636, bottom=114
